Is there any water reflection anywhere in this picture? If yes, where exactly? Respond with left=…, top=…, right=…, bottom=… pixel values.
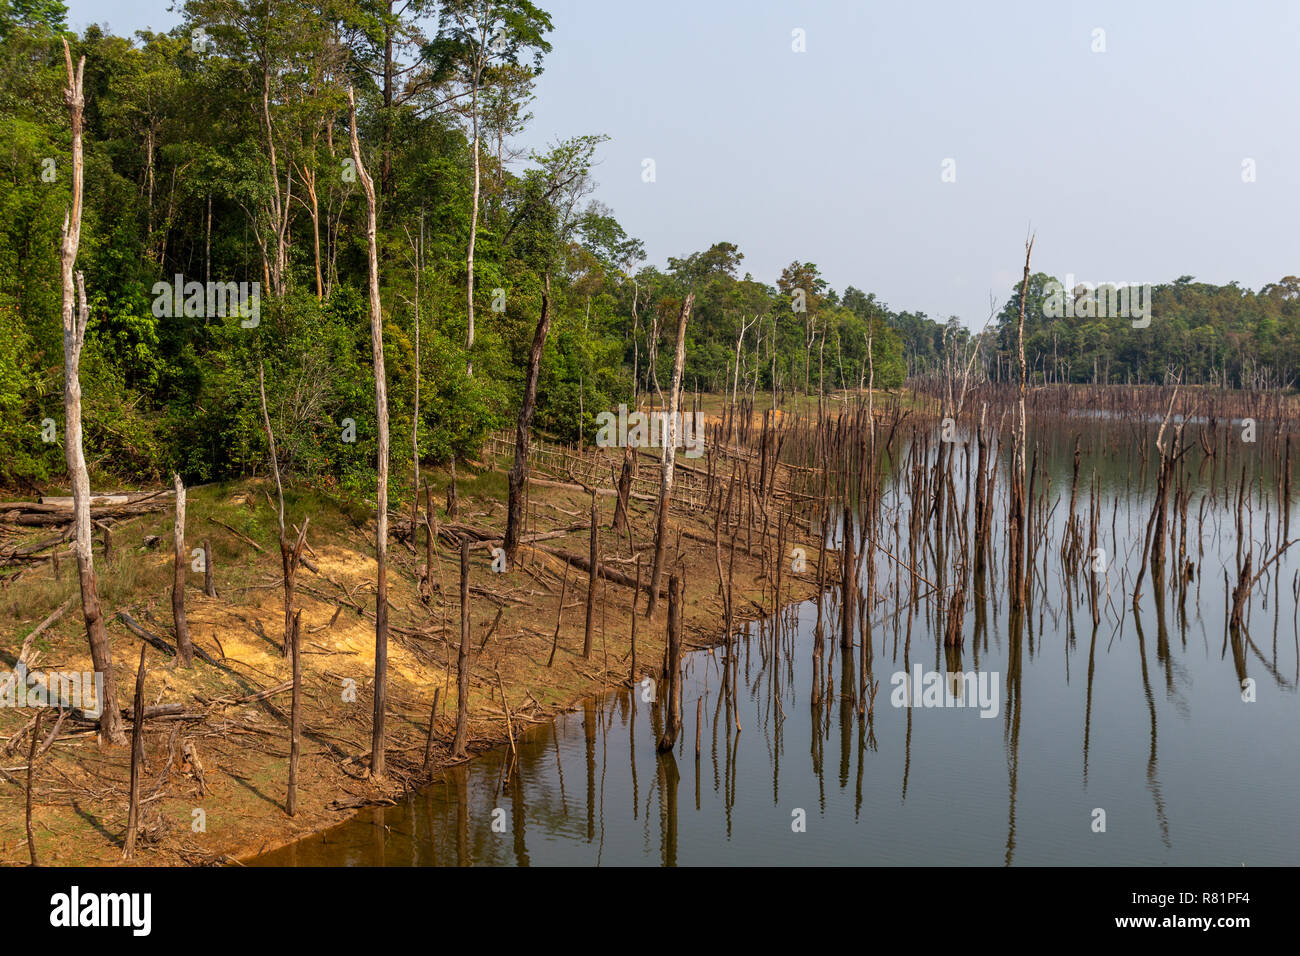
left=254, top=420, right=1300, bottom=867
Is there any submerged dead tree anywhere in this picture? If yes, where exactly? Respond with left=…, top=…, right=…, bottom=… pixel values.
left=657, top=573, right=684, bottom=752
left=1008, top=235, right=1034, bottom=616
left=504, top=275, right=551, bottom=566
left=647, top=293, right=694, bottom=617
left=59, top=39, right=124, bottom=745
left=350, top=88, right=392, bottom=778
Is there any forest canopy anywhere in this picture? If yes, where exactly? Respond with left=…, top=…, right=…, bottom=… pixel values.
left=0, top=1, right=1294, bottom=494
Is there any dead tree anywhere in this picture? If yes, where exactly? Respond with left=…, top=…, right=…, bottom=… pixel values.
left=25, top=708, right=43, bottom=865
left=171, top=473, right=193, bottom=666
left=612, top=441, right=636, bottom=535
left=350, top=88, right=391, bottom=778
left=410, top=214, right=423, bottom=580
left=452, top=537, right=472, bottom=758
left=1009, top=236, right=1034, bottom=615
left=656, top=573, right=684, bottom=752
left=123, top=645, right=147, bottom=859
left=504, top=274, right=551, bottom=565
left=202, top=538, right=216, bottom=597
left=582, top=491, right=598, bottom=659
left=287, top=609, right=302, bottom=816
left=59, top=39, right=124, bottom=745
left=646, top=293, right=694, bottom=617
left=258, top=361, right=309, bottom=657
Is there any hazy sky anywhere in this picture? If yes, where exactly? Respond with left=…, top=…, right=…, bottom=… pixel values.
left=65, top=0, right=1300, bottom=326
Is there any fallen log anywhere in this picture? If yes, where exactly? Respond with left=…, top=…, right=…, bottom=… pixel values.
left=532, top=543, right=667, bottom=599
left=115, top=611, right=222, bottom=668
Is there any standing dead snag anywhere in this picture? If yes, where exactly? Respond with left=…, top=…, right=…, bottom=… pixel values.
left=422, top=481, right=436, bottom=601
left=202, top=538, right=216, bottom=597
left=59, top=39, right=124, bottom=746
left=504, top=274, right=551, bottom=566
left=287, top=609, right=302, bottom=816
left=349, top=87, right=392, bottom=778
left=612, top=441, right=636, bottom=535
left=656, top=573, right=684, bottom=753
left=123, top=644, right=147, bottom=859
left=840, top=504, right=855, bottom=650
left=258, top=361, right=309, bottom=658
left=452, top=537, right=472, bottom=758
left=647, top=293, right=694, bottom=617
left=583, top=492, right=599, bottom=659
left=26, top=708, right=44, bottom=866
left=171, top=473, right=193, bottom=667
left=1009, top=235, right=1034, bottom=616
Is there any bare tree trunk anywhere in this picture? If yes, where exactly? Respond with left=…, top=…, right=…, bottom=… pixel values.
left=203, top=538, right=215, bottom=597
left=656, top=573, right=684, bottom=752
left=453, top=537, right=472, bottom=757
left=583, top=493, right=599, bottom=658
left=59, top=41, right=124, bottom=746
left=258, top=361, right=307, bottom=658
left=646, top=293, right=694, bottom=617
left=465, top=65, right=482, bottom=376
left=349, top=89, right=391, bottom=779
left=171, top=473, right=193, bottom=667
left=1010, top=236, right=1034, bottom=615
left=612, top=442, right=635, bottom=534
left=423, top=481, right=435, bottom=601
left=411, top=209, right=423, bottom=571
left=287, top=609, right=302, bottom=816
left=123, top=644, right=147, bottom=859
left=505, top=275, right=551, bottom=564
left=25, top=708, right=43, bottom=866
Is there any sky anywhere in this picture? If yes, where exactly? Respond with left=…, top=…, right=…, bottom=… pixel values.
left=64, top=0, right=1300, bottom=328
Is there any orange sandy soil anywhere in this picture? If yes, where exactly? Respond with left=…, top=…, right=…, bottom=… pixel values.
left=0, top=447, right=832, bottom=866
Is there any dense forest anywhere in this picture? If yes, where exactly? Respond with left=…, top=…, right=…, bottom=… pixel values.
left=1, top=1, right=1296, bottom=496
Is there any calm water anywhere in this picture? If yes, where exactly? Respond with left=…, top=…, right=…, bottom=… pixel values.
left=254, top=419, right=1300, bottom=866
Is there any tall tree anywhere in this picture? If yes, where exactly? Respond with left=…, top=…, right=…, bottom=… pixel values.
left=646, top=293, right=693, bottom=618
left=58, top=38, right=125, bottom=745
left=432, top=0, right=553, bottom=375
left=349, top=87, right=391, bottom=779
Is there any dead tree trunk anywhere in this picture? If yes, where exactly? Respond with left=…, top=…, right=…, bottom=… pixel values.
left=1009, top=236, right=1034, bottom=615
left=583, top=492, right=599, bottom=659
left=504, top=274, right=551, bottom=565
left=258, top=361, right=308, bottom=657
left=122, top=644, right=146, bottom=859
left=350, top=88, right=391, bottom=779
left=202, top=538, right=216, bottom=597
left=840, top=504, right=855, bottom=650
left=452, top=537, right=472, bottom=758
left=656, top=573, right=684, bottom=752
left=612, top=442, right=636, bottom=534
left=25, top=708, right=43, bottom=866
left=647, top=293, right=694, bottom=617
left=287, top=609, right=302, bottom=816
left=171, top=473, right=193, bottom=667
left=59, top=40, right=124, bottom=746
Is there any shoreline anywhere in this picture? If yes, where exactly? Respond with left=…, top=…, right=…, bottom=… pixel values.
left=1, top=444, right=837, bottom=867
